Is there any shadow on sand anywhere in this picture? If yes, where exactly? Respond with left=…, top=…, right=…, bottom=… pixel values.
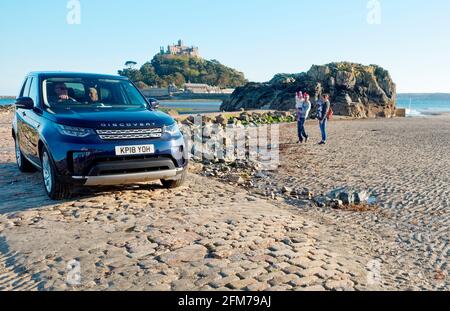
left=0, top=162, right=167, bottom=215
left=0, top=235, right=46, bottom=290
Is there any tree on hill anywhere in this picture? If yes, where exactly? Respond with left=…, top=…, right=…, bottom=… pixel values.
left=117, top=68, right=143, bottom=83
left=140, top=62, right=162, bottom=86
left=134, top=81, right=149, bottom=89
left=124, top=61, right=138, bottom=69
left=118, top=54, right=247, bottom=89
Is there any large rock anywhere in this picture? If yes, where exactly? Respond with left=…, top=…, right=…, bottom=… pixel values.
left=221, top=62, right=397, bottom=118
left=328, top=187, right=372, bottom=205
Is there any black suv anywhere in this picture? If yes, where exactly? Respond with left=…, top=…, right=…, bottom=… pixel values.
left=12, top=72, right=188, bottom=199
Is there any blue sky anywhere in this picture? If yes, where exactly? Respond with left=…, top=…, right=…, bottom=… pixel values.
left=1, top=0, right=450, bottom=95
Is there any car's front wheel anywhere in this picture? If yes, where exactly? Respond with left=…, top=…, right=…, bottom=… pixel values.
left=41, top=147, right=71, bottom=200
left=161, top=169, right=187, bottom=189
left=14, top=138, right=35, bottom=173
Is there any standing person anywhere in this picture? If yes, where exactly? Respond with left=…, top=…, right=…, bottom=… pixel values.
left=295, top=92, right=312, bottom=143
left=317, top=94, right=331, bottom=145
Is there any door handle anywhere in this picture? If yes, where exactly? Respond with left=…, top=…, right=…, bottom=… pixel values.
left=22, top=111, right=26, bottom=117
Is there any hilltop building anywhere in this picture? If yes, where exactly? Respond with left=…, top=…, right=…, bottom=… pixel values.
left=160, top=40, right=200, bottom=58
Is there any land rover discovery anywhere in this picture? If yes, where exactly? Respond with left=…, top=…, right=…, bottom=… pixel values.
left=12, top=72, right=188, bottom=199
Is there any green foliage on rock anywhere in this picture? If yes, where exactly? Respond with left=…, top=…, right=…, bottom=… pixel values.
left=118, top=54, right=247, bottom=89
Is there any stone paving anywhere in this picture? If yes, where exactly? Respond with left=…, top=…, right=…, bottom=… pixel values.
left=0, top=172, right=382, bottom=291
left=1, top=112, right=448, bottom=291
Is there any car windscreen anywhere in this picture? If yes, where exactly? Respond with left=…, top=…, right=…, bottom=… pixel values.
left=43, top=77, right=148, bottom=109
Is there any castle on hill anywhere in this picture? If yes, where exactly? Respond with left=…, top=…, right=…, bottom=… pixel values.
left=160, top=40, right=200, bottom=58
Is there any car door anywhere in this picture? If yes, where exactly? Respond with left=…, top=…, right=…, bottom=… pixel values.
left=18, top=76, right=42, bottom=165
left=16, top=77, right=33, bottom=160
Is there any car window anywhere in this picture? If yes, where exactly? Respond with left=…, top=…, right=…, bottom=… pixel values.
left=122, top=82, right=146, bottom=106
left=66, top=83, right=86, bottom=101
left=43, top=77, right=148, bottom=109
left=28, top=77, right=39, bottom=106
left=22, top=78, right=32, bottom=97
left=18, top=78, right=28, bottom=97
left=100, top=87, right=111, bottom=102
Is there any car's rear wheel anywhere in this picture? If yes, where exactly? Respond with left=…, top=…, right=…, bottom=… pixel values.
left=161, top=169, right=187, bottom=189
left=14, top=138, right=35, bottom=172
left=41, top=147, right=71, bottom=200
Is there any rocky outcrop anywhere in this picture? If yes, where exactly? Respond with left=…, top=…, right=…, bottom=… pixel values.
left=221, top=62, right=397, bottom=118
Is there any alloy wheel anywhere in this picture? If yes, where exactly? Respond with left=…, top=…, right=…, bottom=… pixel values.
left=15, top=141, right=22, bottom=168
left=42, top=151, right=52, bottom=193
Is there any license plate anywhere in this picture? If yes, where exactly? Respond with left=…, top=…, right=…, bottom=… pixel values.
left=115, top=144, right=155, bottom=156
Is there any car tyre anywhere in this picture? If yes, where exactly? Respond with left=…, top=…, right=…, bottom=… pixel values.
left=41, top=147, right=71, bottom=200
left=161, top=168, right=187, bottom=189
left=14, top=137, right=35, bottom=173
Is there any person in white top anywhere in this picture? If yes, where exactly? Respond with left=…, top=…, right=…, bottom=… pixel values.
left=295, top=91, right=312, bottom=143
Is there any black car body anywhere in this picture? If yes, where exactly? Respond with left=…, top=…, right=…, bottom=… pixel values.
left=12, top=72, right=188, bottom=199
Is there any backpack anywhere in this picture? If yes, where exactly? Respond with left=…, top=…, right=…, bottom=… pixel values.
left=327, top=105, right=334, bottom=120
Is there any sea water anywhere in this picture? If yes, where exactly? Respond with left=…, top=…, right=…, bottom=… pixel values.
left=397, top=95, right=450, bottom=117
left=0, top=98, right=14, bottom=106
left=2, top=96, right=449, bottom=117
left=159, top=100, right=222, bottom=115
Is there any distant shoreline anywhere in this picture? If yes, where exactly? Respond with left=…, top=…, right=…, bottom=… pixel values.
left=398, top=93, right=450, bottom=100
left=1, top=94, right=449, bottom=117
left=160, top=99, right=222, bottom=103
left=2, top=94, right=448, bottom=99
left=398, top=93, right=450, bottom=95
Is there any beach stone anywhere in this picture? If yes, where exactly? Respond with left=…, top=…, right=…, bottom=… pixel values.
left=255, top=172, right=267, bottom=179
left=150, top=232, right=200, bottom=250
left=353, top=190, right=370, bottom=205
left=157, top=245, right=207, bottom=265
left=338, top=191, right=353, bottom=205
left=227, top=174, right=245, bottom=185
left=125, top=240, right=157, bottom=259
left=215, top=115, right=228, bottom=126
left=328, top=188, right=371, bottom=205
left=330, top=199, right=344, bottom=209
left=328, top=187, right=346, bottom=199
left=281, top=186, right=293, bottom=194
left=313, top=196, right=328, bottom=208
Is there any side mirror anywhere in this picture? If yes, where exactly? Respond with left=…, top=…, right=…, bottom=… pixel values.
left=15, top=97, right=34, bottom=110
left=149, top=99, right=160, bottom=110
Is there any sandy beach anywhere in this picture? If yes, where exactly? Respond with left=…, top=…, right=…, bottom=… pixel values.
left=0, top=109, right=448, bottom=291
left=252, top=116, right=450, bottom=289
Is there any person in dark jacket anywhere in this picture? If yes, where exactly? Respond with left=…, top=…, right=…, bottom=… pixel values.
left=316, top=94, right=331, bottom=145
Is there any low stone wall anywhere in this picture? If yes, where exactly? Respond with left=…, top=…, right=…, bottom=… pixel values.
left=0, top=105, right=13, bottom=113
left=177, top=110, right=295, bottom=126
left=176, top=110, right=295, bottom=166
